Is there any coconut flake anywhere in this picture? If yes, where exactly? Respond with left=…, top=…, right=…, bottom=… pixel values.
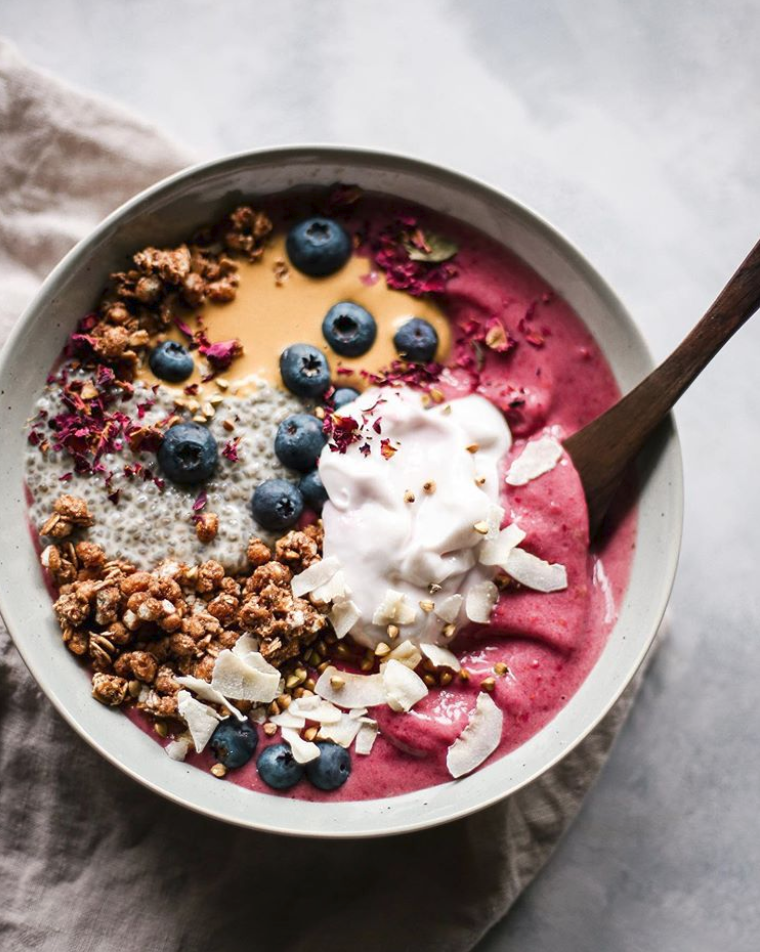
left=465, top=580, right=499, bottom=623
left=291, top=556, right=341, bottom=598
left=348, top=707, right=368, bottom=719
left=310, top=569, right=349, bottom=605
left=446, top=692, right=503, bottom=778
left=165, top=733, right=192, bottom=762
left=484, top=503, right=505, bottom=540
left=232, top=633, right=259, bottom=658
left=318, top=712, right=363, bottom=748
left=479, top=523, right=526, bottom=566
left=288, top=696, right=342, bottom=724
left=269, top=710, right=306, bottom=729
left=420, top=643, right=461, bottom=672
left=381, top=640, right=422, bottom=670
left=281, top=726, right=321, bottom=764
left=176, top=690, right=222, bottom=753
left=329, top=598, right=361, bottom=639
left=315, top=666, right=387, bottom=708
left=505, top=436, right=563, bottom=486
left=505, top=548, right=568, bottom=592
left=354, top=719, right=379, bottom=755
left=434, top=594, right=463, bottom=624
left=382, top=659, right=429, bottom=712
left=211, top=650, right=281, bottom=703
left=174, top=674, right=246, bottom=721
left=372, top=589, right=418, bottom=626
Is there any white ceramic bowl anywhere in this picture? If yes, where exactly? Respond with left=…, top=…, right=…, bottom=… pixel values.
left=0, top=147, right=682, bottom=837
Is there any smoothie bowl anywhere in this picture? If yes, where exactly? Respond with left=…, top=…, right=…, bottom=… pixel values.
left=0, top=147, right=682, bottom=836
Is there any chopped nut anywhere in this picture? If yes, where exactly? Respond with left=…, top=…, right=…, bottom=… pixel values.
left=386, top=624, right=400, bottom=640
left=154, top=721, right=168, bottom=738
left=374, top=642, right=391, bottom=657
left=459, top=668, right=471, bottom=682
left=428, top=583, right=442, bottom=594
left=423, top=480, right=436, bottom=494
left=264, top=722, right=278, bottom=736
left=222, top=419, right=235, bottom=432
left=215, top=377, right=230, bottom=391
left=303, top=726, right=318, bottom=742
left=442, top=623, right=456, bottom=638
left=494, top=662, right=509, bottom=676
left=403, top=490, right=415, bottom=504
left=210, top=763, right=227, bottom=779
left=466, top=442, right=480, bottom=453
left=481, top=677, right=496, bottom=692
left=329, top=675, right=345, bottom=691
left=423, top=673, right=436, bottom=688
left=474, top=476, right=486, bottom=486
left=440, top=671, right=454, bottom=687
left=419, top=600, right=435, bottom=613
left=473, top=521, right=490, bottom=535
left=429, top=387, right=445, bottom=404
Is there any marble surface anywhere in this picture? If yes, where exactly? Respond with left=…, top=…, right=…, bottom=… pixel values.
left=2, top=1, right=760, bottom=948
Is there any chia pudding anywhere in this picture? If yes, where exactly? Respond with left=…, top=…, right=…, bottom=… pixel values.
left=27, top=378, right=301, bottom=571
left=24, top=186, right=636, bottom=801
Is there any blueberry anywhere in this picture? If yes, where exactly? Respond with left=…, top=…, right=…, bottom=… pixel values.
left=257, top=742, right=305, bottom=790
left=210, top=718, right=258, bottom=769
left=274, top=413, right=326, bottom=473
left=299, top=469, right=328, bottom=512
left=393, top=318, right=439, bottom=363
left=305, top=741, right=352, bottom=791
left=286, top=217, right=351, bottom=277
left=332, top=387, right=360, bottom=409
left=251, top=478, right=304, bottom=531
left=158, top=423, right=218, bottom=484
left=322, top=302, right=377, bottom=357
left=149, top=340, right=195, bottom=383
left=280, top=344, right=331, bottom=398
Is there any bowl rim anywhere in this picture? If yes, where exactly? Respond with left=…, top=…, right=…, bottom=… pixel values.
left=0, top=144, right=683, bottom=837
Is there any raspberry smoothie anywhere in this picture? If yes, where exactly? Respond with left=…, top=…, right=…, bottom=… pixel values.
left=25, top=186, right=635, bottom=802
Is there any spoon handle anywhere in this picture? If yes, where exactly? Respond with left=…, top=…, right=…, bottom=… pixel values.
left=565, top=235, right=760, bottom=535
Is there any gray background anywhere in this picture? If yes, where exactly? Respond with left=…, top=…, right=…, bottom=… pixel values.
left=2, top=1, right=759, bottom=949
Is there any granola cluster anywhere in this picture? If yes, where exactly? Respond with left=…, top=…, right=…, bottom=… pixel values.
left=40, top=494, right=331, bottom=723
left=78, top=205, right=273, bottom=376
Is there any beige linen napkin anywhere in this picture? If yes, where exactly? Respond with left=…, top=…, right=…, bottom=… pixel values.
left=0, top=38, right=654, bottom=952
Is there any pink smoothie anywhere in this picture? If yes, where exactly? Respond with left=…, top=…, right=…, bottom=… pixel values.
left=160, top=196, right=636, bottom=801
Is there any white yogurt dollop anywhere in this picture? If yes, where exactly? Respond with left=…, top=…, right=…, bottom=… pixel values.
left=319, top=387, right=511, bottom=648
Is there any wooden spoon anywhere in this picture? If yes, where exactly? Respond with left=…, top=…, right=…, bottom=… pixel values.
left=564, top=237, right=760, bottom=537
